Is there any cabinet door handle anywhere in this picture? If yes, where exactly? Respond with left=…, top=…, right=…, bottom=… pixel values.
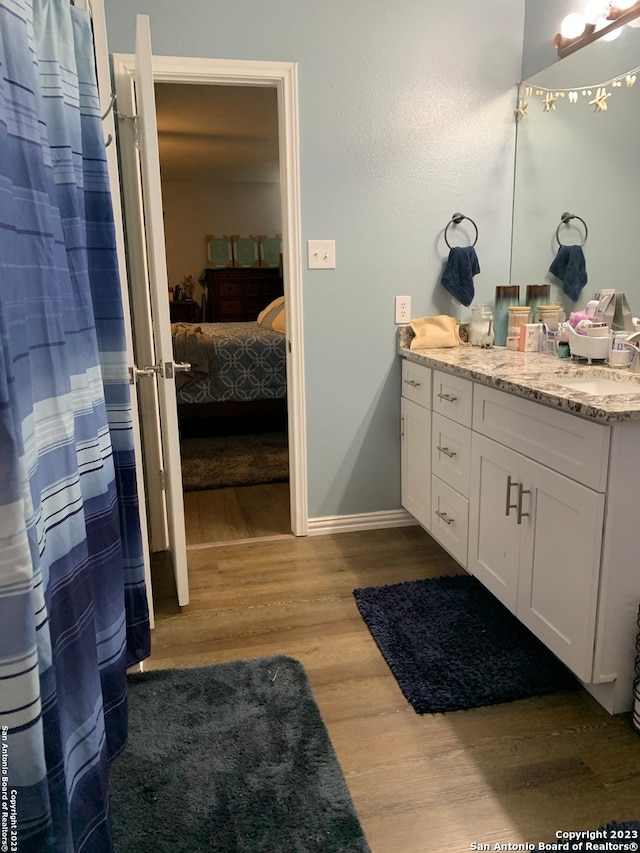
left=505, top=475, right=519, bottom=517
left=437, top=392, right=458, bottom=403
left=517, top=483, right=531, bottom=525
left=404, top=378, right=421, bottom=387
left=436, top=445, right=456, bottom=458
left=435, top=510, right=454, bottom=525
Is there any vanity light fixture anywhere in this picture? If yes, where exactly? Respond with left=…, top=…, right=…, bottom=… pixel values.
left=555, top=0, right=640, bottom=57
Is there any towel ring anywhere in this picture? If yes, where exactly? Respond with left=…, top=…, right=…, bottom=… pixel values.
left=444, top=212, right=478, bottom=249
left=555, top=211, right=588, bottom=247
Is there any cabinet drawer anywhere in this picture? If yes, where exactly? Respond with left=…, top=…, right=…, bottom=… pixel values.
left=218, top=299, right=244, bottom=316
left=431, top=412, right=471, bottom=498
left=401, top=360, right=432, bottom=409
left=218, top=281, right=242, bottom=296
left=431, top=475, right=469, bottom=567
left=432, top=370, right=473, bottom=427
left=472, top=384, right=610, bottom=491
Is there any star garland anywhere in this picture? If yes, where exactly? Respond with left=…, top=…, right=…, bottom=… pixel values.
left=515, top=65, right=639, bottom=119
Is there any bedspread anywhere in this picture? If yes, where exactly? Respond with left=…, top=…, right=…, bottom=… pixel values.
left=171, top=321, right=286, bottom=404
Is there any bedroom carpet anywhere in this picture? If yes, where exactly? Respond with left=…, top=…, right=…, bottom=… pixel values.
left=180, top=431, right=288, bottom=490
left=109, top=655, right=370, bottom=853
left=353, top=574, right=578, bottom=714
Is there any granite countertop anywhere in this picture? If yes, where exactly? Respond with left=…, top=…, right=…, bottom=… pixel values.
left=398, top=328, right=640, bottom=423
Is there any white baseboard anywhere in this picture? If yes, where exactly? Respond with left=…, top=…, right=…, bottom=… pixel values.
left=308, top=509, right=418, bottom=536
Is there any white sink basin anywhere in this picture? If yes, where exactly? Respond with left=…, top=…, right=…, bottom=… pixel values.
left=556, top=377, right=640, bottom=396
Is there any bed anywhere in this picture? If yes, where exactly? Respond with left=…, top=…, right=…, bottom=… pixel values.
left=171, top=266, right=286, bottom=424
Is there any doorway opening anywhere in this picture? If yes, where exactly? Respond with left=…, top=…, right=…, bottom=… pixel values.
left=113, top=52, right=308, bottom=575
left=156, top=81, right=292, bottom=547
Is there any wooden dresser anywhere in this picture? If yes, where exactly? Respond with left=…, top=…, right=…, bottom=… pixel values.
left=201, top=267, right=283, bottom=322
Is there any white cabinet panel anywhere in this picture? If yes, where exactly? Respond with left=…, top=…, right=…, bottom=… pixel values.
left=431, top=412, right=471, bottom=498
left=401, top=397, right=431, bottom=531
left=518, top=456, right=604, bottom=682
left=432, top=370, right=473, bottom=427
left=468, top=433, right=522, bottom=613
left=402, top=360, right=432, bottom=409
left=431, top=475, right=469, bottom=567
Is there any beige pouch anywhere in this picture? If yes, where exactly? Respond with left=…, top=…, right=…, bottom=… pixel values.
left=410, top=315, right=468, bottom=349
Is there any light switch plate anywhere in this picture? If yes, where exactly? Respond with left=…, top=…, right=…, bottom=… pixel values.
left=307, top=240, right=336, bottom=269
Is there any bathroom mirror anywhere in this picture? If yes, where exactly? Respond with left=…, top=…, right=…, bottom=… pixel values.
left=511, top=22, right=640, bottom=318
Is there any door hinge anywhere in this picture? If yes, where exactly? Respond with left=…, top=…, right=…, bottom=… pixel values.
left=159, top=470, right=167, bottom=491
left=118, top=112, right=139, bottom=149
left=398, top=415, right=404, bottom=439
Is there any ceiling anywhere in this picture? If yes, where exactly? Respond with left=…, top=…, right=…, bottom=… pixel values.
left=154, top=83, right=280, bottom=184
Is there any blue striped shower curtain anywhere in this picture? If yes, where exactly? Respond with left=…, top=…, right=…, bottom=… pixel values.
left=0, top=1, right=151, bottom=851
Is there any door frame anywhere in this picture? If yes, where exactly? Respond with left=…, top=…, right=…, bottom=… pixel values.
left=111, top=51, right=308, bottom=537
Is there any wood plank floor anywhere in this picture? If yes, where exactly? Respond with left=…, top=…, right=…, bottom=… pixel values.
left=184, top=482, right=291, bottom=546
left=148, top=524, right=640, bottom=853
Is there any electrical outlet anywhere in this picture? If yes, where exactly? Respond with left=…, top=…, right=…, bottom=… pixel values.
left=395, top=295, right=411, bottom=325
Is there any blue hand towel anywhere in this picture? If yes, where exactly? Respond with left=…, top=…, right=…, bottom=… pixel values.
left=440, top=246, right=479, bottom=308
left=549, top=244, right=588, bottom=302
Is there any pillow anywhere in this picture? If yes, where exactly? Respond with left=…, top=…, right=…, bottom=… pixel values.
left=257, top=296, right=285, bottom=332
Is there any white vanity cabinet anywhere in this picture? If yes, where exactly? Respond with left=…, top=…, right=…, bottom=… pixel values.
left=430, top=371, right=473, bottom=567
left=400, top=361, right=432, bottom=531
left=399, top=351, right=640, bottom=714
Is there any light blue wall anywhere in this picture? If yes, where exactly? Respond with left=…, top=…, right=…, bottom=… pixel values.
left=104, top=0, right=524, bottom=520
left=522, top=0, right=575, bottom=78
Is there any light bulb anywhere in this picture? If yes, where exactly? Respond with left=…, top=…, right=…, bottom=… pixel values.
left=614, top=0, right=637, bottom=9
left=583, top=0, right=609, bottom=24
left=560, top=12, right=587, bottom=38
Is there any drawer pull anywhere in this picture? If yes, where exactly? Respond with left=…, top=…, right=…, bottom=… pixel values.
left=517, top=483, right=531, bottom=525
left=435, top=510, right=454, bottom=525
left=505, top=475, right=519, bottom=517
left=404, top=379, right=421, bottom=387
left=436, top=445, right=456, bottom=458
left=437, top=392, right=458, bottom=403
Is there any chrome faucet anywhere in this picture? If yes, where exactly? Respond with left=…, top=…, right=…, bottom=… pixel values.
left=621, top=332, right=640, bottom=374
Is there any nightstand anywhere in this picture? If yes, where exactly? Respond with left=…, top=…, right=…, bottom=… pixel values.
left=169, top=300, right=201, bottom=323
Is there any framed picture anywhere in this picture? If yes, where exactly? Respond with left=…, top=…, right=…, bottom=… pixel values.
left=205, top=234, right=233, bottom=268
left=231, top=235, right=260, bottom=267
left=258, top=235, right=283, bottom=267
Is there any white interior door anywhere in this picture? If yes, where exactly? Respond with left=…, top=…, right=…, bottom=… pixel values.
left=87, top=0, right=157, bottom=626
left=130, top=15, right=189, bottom=605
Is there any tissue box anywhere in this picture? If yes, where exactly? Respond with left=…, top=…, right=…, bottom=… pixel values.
left=518, top=323, right=542, bottom=352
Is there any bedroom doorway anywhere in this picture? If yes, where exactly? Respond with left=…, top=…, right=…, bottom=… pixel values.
left=113, top=51, right=308, bottom=554
left=155, top=82, right=292, bottom=547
